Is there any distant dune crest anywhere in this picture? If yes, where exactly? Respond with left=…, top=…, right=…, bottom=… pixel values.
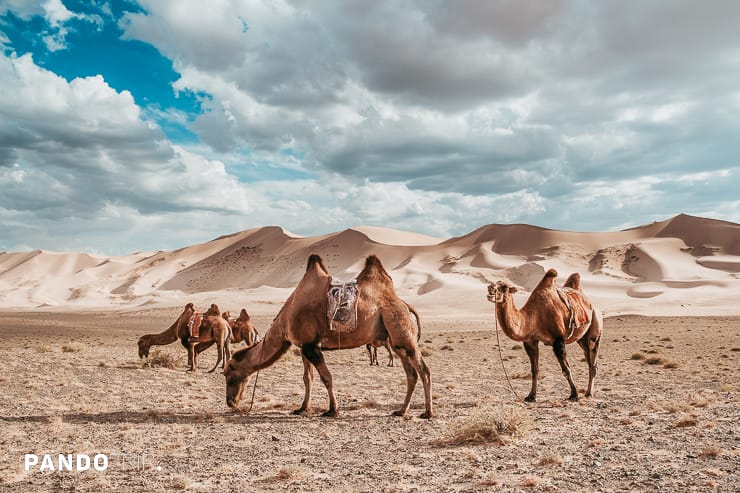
left=0, top=214, right=738, bottom=316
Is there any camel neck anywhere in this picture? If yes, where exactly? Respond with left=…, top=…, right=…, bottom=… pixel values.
left=242, top=325, right=291, bottom=372
left=147, top=320, right=181, bottom=345
left=495, top=298, right=528, bottom=341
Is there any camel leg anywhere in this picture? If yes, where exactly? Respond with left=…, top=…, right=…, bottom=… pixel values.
left=366, top=344, right=378, bottom=365
left=553, top=338, right=578, bottom=401
left=207, top=341, right=223, bottom=373
left=293, top=355, right=314, bottom=416
left=523, top=341, right=540, bottom=402
left=301, top=343, right=338, bottom=417
left=386, top=345, right=394, bottom=367
left=394, top=347, right=433, bottom=419
left=578, top=329, right=601, bottom=397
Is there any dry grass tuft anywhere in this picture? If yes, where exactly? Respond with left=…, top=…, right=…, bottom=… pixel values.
left=630, top=352, right=645, bottom=360
left=673, top=416, right=698, bottom=428
left=260, top=466, right=303, bottom=483
left=141, top=349, right=181, bottom=370
left=421, top=347, right=435, bottom=357
left=36, top=344, right=53, bottom=353
left=61, top=344, right=81, bottom=353
left=662, top=360, right=680, bottom=369
left=699, top=446, right=722, bottom=458
left=537, top=454, right=563, bottom=467
left=440, top=407, right=533, bottom=446
left=477, top=473, right=499, bottom=487
left=521, top=476, right=540, bottom=487
left=645, top=357, right=667, bottom=365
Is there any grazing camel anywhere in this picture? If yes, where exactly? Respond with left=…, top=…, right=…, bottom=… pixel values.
left=222, top=309, right=261, bottom=347
left=188, top=304, right=232, bottom=373
left=137, top=303, right=214, bottom=368
left=366, top=301, right=421, bottom=366
left=487, top=269, right=603, bottom=402
left=223, top=254, right=433, bottom=419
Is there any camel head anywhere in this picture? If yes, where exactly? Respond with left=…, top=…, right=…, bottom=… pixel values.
left=137, top=335, right=151, bottom=358
left=487, top=281, right=517, bottom=303
left=222, top=348, right=252, bottom=410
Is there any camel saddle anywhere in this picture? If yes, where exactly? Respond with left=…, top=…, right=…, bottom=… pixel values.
left=188, top=312, right=203, bottom=338
left=327, top=279, right=359, bottom=333
left=556, top=288, right=590, bottom=338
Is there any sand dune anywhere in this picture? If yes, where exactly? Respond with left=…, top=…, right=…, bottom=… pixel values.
left=0, top=214, right=738, bottom=316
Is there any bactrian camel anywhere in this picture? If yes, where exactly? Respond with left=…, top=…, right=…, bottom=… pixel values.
left=487, top=269, right=603, bottom=402
left=223, top=309, right=261, bottom=347
left=137, top=303, right=214, bottom=368
left=188, top=304, right=232, bottom=373
left=366, top=301, right=421, bottom=367
left=223, top=254, right=433, bottom=418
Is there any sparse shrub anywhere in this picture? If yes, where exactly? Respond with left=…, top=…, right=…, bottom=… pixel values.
left=421, top=347, right=435, bottom=357
left=521, top=476, right=540, bottom=487
left=141, top=350, right=180, bottom=370
left=62, top=344, right=80, bottom=353
left=673, top=416, right=698, bottom=428
left=662, top=360, right=679, bottom=369
left=630, top=353, right=645, bottom=360
left=645, top=357, right=667, bottom=365
left=441, top=407, right=533, bottom=446
left=537, top=454, right=563, bottom=467
left=699, top=446, right=722, bottom=458
left=36, top=344, right=52, bottom=353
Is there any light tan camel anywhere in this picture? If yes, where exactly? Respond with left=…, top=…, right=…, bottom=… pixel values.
left=137, top=303, right=214, bottom=368
left=366, top=301, right=421, bottom=366
left=222, top=309, right=261, bottom=347
left=188, top=304, right=232, bottom=373
left=487, top=269, right=603, bottom=402
left=223, top=254, right=433, bottom=418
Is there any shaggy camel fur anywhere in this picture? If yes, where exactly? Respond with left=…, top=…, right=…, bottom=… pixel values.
left=366, top=301, right=421, bottom=366
left=137, top=303, right=213, bottom=368
left=223, top=254, right=433, bottom=418
left=188, top=304, right=232, bottom=373
left=222, top=309, right=261, bottom=347
left=487, top=269, right=603, bottom=402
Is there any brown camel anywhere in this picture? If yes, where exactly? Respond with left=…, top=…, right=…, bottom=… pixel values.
left=487, top=269, right=603, bottom=402
left=137, top=303, right=214, bottom=368
left=188, top=304, right=232, bottom=373
left=223, top=254, right=433, bottom=418
left=222, top=309, right=261, bottom=347
left=366, top=301, right=421, bottom=366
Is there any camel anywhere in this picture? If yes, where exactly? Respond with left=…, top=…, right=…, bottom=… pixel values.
left=487, top=269, right=603, bottom=402
left=222, top=309, right=261, bottom=347
left=137, top=303, right=214, bottom=368
left=366, top=301, right=421, bottom=366
left=223, top=254, right=433, bottom=419
left=188, top=304, right=232, bottom=373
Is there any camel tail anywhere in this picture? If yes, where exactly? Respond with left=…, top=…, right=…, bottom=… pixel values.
left=405, top=302, right=422, bottom=342
left=563, top=273, right=581, bottom=290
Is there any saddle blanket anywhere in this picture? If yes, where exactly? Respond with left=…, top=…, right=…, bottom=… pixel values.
left=557, top=288, right=590, bottom=332
left=188, top=312, right=202, bottom=338
left=327, top=280, right=359, bottom=333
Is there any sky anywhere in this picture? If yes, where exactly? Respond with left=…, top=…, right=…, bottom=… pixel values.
left=1, top=0, right=739, bottom=255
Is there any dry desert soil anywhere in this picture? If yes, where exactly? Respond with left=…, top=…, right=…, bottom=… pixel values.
left=0, top=309, right=738, bottom=492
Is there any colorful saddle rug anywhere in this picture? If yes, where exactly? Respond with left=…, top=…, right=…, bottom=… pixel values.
left=188, top=312, right=203, bottom=338
left=327, top=280, right=359, bottom=333
left=556, top=288, right=591, bottom=337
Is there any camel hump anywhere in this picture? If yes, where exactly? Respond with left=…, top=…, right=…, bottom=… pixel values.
left=240, top=308, right=250, bottom=320
left=563, top=273, right=581, bottom=290
left=360, top=254, right=392, bottom=283
left=535, top=268, right=558, bottom=290
left=185, top=302, right=194, bottom=310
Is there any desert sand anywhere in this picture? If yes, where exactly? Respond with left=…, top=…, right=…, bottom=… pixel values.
left=1, top=214, right=738, bottom=491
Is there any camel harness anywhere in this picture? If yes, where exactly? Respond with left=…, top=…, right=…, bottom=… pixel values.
left=555, top=288, right=589, bottom=339
left=327, top=279, right=359, bottom=333
left=188, top=312, right=203, bottom=338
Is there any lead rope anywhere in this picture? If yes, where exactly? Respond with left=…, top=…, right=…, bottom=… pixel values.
left=494, top=303, right=523, bottom=402
left=240, top=323, right=269, bottom=415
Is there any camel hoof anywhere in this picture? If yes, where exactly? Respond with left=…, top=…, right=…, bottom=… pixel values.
left=321, top=409, right=338, bottom=418
left=568, top=395, right=579, bottom=402
left=524, top=395, right=536, bottom=403
left=292, top=408, right=308, bottom=416
left=419, top=411, right=434, bottom=419
left=392, top=410, right=406, bottom=417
